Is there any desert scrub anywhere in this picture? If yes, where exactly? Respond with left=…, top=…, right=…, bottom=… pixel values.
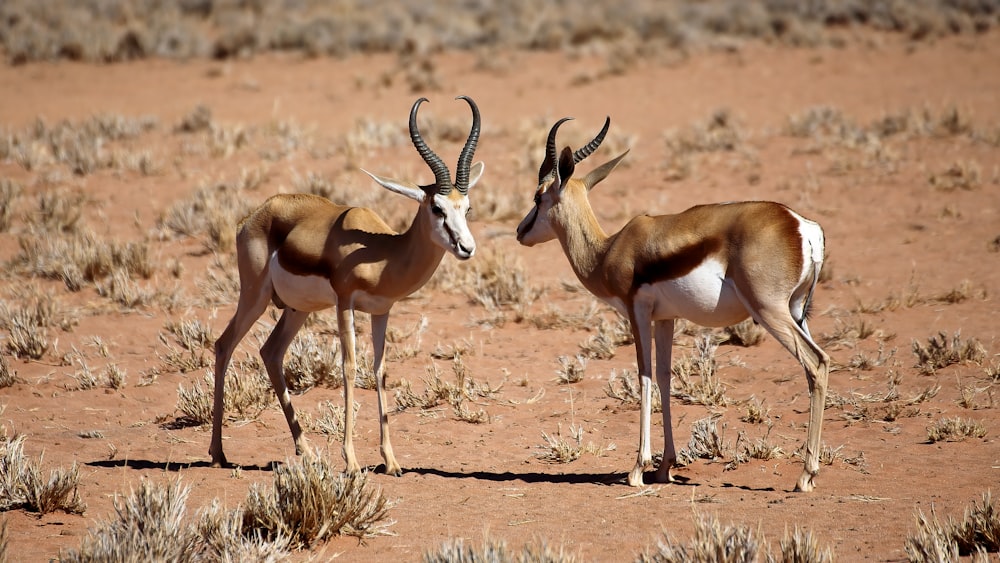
left=638, top=515, right=833, bottom=561
left=535, top=424, right=611, bottom=463
left=605, top=368, right=662, bottom=413
left=426, top=537, right=577, bottom=563
left=912, top=331, right=986, bottom=375
left=0, top=434, right=86, bottom=515
left=905, top=491, right=1000, bottom=560
left=676, top=416, right=727, bottom=467
left=671, top=335, right=728, bottom=407
left=0, top=178, right=21, bottom=232
left=175, top=367, right=273, bottom=426
left=12, top=229, right=155, bottom=291
left=242, top=454, right=394, bottom=546
left=926, top=417, right=987, bottom=443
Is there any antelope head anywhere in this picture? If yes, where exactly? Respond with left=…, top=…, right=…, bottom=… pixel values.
left=364, top=96, right=485, bottom=260
left=516, top=116, right=629, bottom=246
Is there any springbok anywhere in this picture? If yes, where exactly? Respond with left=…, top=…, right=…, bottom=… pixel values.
left=516, top=117, right=830, bottom=492
left=211, top=96, right=484, bottom=475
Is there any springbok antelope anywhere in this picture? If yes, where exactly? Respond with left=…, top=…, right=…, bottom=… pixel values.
left=211, top=96, right=484, bottom=475
left=516, top=117, right=830, bottom=492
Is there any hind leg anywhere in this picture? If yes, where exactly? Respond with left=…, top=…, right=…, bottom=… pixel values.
left=754, top=306, right=830, bottom=492
left=260, top=308, right=310, bottom=456
left=211, top=281, right=272, bottom=467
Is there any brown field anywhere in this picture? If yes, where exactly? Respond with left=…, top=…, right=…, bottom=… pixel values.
left=1, top=6, right=999, bottom=561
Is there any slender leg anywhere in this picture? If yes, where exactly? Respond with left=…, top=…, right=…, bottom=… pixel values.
left=260, top=308, right=310, bottom=455
left=627, top=304, right=654, bottom=487
left=370, top=313, right=402, bottom=476
left=753, top=306, right=829, bottom=492
left=338, top=305, right=362, bottom=474
left=651, top=319, right=676, bottom=483
left=211, top=282, right=272, bottom=467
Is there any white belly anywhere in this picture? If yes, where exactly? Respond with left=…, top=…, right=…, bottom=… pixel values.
left=634, top=258, right=748, bottom=327
left=269, top=254, right=337, bottom=312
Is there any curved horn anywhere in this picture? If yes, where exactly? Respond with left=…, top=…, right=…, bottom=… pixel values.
left=409, top=97, right=452, bottom=193
left=572, top=116, right=610, bottom=163
left=453, top=95, right=481, bottom=195
left=538, top=117, right=573, bottom=183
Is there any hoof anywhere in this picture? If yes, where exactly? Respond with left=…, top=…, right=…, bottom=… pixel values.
left=794, top=471, right=817, bottom=492
left=383, top=463, right=403, bottom=477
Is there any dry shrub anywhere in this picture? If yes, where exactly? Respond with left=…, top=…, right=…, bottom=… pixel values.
left=555, top=355, right=587, bottom=384
left=912, top=331, right=987, bottom=375
left=159, top=179, right=255, bottom=253
left=718, top=318, right=766, bottom=347
left=242, top=453, right=394, bottom=547
left=465, top=248, right=540, bottom=314
left=0, top=354, right=16, bottom=388
left=638, top=513, right=763, bottom=563
left=0, top=434, right=86, bottom=515
left=778, top=526, right=834, bottom=563
left=727, top=426, right=784, bottom=471
left=175, top=367, right=273, bottom=427
left=13, top=229, right=154, bottom=291
left=905, top=491, right=1000, bottom=560
left=676, top=416, right=727, bottom=467
left=605, top=368, right=662, bottom=413
left=671, top=335, right=728, bottom=407
left=926, top=417, right=987, bottom=443
left=665, top=108, right=746, bottom=155
left=0, top=518, right=7, bottom=562
left=309, top=400, right=359, bottom=443
left=0, top=178, right=21, bottom=232
left=929, top=160, right=981, bottom=191
left=535, top=424, right=610, bottom=464
left=425, top=536, right=577, bottom=563
left=579, top=314, right=633, bottom=360
left=283, top=329, right=341, bottom=391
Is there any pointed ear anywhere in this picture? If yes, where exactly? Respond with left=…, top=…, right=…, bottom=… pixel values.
left=361, top=168, right=426, bottom=202
left=583, top=149, right=629, bottom=191
left=465, top=161, right=485, bottom=190
left=556, top=146, right=575, bottom=190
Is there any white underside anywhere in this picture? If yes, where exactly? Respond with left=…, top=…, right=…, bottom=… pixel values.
left=268, top=253, right=395, bottom=314
left=605, top=258, right=748, bottom=327
left=269, top=254, right=337, bottom=312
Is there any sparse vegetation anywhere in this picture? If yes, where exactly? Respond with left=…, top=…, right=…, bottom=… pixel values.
left=535, top=424, right=612, bottom=464
left=912, top=331, right=987, bottom=375
left=926, top=417, right=988, bottom=443
left=0, top=434, right=86, bottom=515
left=426, top=537, right=577, bottom=563
left=905, top=491, right=1000, bottom=560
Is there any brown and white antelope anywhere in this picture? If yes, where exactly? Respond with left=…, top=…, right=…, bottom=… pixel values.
left=516, top=117, right=830, bottom=492
left=211, top=96, right=484, bottom=475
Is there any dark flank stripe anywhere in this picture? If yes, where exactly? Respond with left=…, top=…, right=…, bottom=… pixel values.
left=629, top=236, right=723, bottom=294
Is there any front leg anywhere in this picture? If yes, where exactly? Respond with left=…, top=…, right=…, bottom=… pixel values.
left=371, top=313, right=402, bottom=476
left=627, top=305, right=655, bottom=487
left=651, top=319, right=677, bottom=484
left=338, top=305, right=362, bottom=474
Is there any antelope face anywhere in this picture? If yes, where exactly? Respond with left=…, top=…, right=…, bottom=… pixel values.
left=429, top=190, right=476, bottom=260
left=516, top=179, right=559, bottom=247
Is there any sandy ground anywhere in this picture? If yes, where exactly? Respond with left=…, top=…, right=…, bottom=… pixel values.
left=1, top=33, right=999, bottom=561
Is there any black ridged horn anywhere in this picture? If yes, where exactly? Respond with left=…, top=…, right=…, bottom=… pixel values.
left=409, top=97, right=452, bottom=194
left=454, top=95, right=481, bottom=195
left=572, top=116, right=610, bottom=163
left=538, top=117, right=573, bottom=183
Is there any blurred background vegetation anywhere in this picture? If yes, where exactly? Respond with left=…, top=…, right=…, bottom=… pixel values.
left=1, top=0, right=998, bottom=64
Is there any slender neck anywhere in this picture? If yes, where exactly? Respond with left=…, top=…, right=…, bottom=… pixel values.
left=384, top=208, right=446, bottom=295
left=553, top=187, right=611, bottom=296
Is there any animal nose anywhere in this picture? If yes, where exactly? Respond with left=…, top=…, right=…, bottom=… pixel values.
left=457, top=241, right=475, bottom=259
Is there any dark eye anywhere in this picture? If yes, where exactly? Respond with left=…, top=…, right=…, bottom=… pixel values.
left=533, top=194, right=542, bottom=205
left=431, top=205, right=445, bottom=217
left=466, top=207, right=472, bottom=217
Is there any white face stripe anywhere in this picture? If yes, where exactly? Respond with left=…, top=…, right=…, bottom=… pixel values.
left=430, top=192, right=476, bottom=259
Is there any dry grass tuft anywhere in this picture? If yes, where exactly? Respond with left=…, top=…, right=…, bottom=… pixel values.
left=778, top=526, right=835, bottom=563
left=309, top=400, right=360, bottom=443
left=579, top=314, right=633, bottom=360
left=926, top=417, right=988, bottom=443
left=0, top=434, right=86, bottom=515
left=905, top=491, right=1000, bottom=560
left=425, top=536, right=577, bottom=563
left=175, top=367, right=273, bottom=427
left=912, top=331, right=987, bottom=375
left=555, top=355, right=587, bottom=385
left=638, top=513, right=763, bottom=563
left=718, top=318, right=767, bottom=347
left=671, top=335, right=728, bottom=407
left=535, top=424, right=612, bottom=464
left=242, top=453, right=395, bottom=547
left=605, top=369, right=662, bottom=413
left=677, top=416, right=727, bottom=467
left=0, top=354, right=17, bottom=388
left=0, top=178, right=21, bottom=232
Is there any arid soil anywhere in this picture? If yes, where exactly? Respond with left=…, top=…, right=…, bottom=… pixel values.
left=1, top=33, right=999, bottom=561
